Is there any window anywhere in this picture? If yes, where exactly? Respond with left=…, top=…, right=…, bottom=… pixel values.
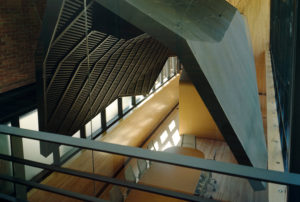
left=122, top=96, right=132, bottom=112
left=19, top=109, right=39, bottom=131
left=106, top=99, right=118, bottom=123
left=155, top=73, right=162, bottom=89
left=91, top=114, right=101, bottom=134
left=72, top=130, right=80, bottom=138
left=136, top=95, right=144, bottom=103
left=85, top=121, right=92, bottom=137
left=19, top=110, right=54, bottom=180
left=163, top=62, right=168, bottom=83
left=169, top=57, right=176, bottom=77
left=59, top=131, right=80, bottom=157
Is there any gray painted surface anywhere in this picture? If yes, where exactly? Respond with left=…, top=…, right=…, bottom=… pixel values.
left=187, top=13, right=266, bottom=168
left=95, top=0, right=268, bottom=188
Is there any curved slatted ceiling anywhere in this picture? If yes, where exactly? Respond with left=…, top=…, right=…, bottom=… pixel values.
left=37, top=0, right=170, bottom=135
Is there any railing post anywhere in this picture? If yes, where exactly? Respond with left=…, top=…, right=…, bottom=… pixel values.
left=118, top=98, right=123, bottom=117
left=101, top=109, right=107, bottom=131
left=10, top=118, right=27, bottom=200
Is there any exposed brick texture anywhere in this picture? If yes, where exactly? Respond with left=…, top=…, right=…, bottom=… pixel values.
left=0, top=0, right=46, bottom=93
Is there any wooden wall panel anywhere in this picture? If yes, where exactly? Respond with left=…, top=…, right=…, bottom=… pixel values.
left=226, top=0, right=270, bottom=68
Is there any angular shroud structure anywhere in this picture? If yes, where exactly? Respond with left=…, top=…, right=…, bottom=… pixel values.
left=36, top=0, right=267, bottom=189
left=95, top=0, right=267, bottom=190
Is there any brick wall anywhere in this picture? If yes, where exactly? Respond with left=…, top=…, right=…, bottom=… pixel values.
left=0, top=0, right=46, bottom=93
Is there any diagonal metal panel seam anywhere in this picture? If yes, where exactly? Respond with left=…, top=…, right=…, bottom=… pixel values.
left=46, top=2, right=94, bottom=87
left=58, top=36, right=121, bottom=133
left=89, top=36, right=140, bottom=112
left=118, top=38, right=158, bottom=96
left=46, top=31, right=92, bottom=94
left=66, top=39, right=126, bottom=134
left=135, top=44, right=167, bottom=94
left=46, top=32, right=97, bottom=121
left=78, top=36, right=145, bottom=120
left=129, top=41, right=168, bottom=95
left=94, top=0, right=267, bottom=190
left=128, top=41, right=158, bottom=94
left=51, top=1, right=94, bottom=47
left=47, top=32, right=107, bottom=125
left=35, top=0, right=66, bottom=142
left=46, top=30, right=98, bottom=94
left=70, top=38, right=131, bottom=131
left=125, top=41, right=165, bottom=95
left=95, top=35, right=148, bottom=112
left=48, top=33, right=112, bottom=130
left=105, top=37, right=152, bottom=105
left=54, top=0, right=86, bottom=38
left=120, top=39, right=159, bottom=95
left=145, top=49, right=169, bottom=92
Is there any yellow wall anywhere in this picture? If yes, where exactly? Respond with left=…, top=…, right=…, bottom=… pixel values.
left=179, top=81, right=224, bottom=140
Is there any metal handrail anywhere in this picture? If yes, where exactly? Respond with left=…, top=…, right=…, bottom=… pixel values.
left=1, top=125, right=300, bottom=187
left=0, top=174, right=107, bottom=202
left=0, top=154, right=207, bottom=202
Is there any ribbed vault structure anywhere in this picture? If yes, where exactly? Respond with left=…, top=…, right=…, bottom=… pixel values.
left=36, top=0, right=169, bottom=135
